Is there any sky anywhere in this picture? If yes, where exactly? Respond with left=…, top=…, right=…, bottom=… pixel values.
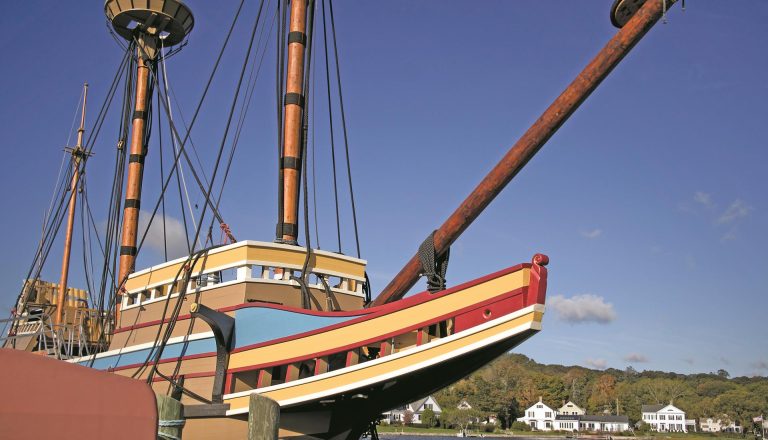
left=0, top=2, right=766, bottom=377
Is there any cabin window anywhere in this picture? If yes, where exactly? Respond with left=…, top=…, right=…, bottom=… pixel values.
left=126, top=293, right=138, bottom=306
left=139, top=290, right=150, bottom=303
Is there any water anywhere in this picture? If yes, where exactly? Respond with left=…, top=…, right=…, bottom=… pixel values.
left=378, top=436, right=556, bottom=440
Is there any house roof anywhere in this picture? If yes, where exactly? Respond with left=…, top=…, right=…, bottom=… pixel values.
left=580, top=415, right=630, bottom=423
left=642, top=404, right=666, bottom=413
left=410, top=397, right=429, bottom=412
left=560, top=401, right=583, bottom=409
left=556, top=415, right=581, bottom=421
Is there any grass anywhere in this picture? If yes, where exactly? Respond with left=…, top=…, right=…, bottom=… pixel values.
left=378, top=426, right=751, bottom=440
left=377, top=425, right=460, bottom=435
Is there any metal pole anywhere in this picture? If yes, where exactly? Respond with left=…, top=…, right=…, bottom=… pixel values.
left=372, top=0, right=677, bottom=306
left=55, top=83, right=88, bottom=325
left=116, top=35, right=157, bottom=323
left=277, top=0, right=309, bottom=244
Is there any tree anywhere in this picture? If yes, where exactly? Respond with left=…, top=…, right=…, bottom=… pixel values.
left=444, top=407, right=481, bottom=432
left=403, top=410, right=414, bottom=426
left=421, top=408, right=437, bottom=427
left=588, top=374, right=617, bottom=413
left=717, top=369, right=730, bottom=379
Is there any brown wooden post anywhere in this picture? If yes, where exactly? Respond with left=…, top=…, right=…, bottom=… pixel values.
left=372, top=0, right=678, bottom=306
left=277, top=0, right=309, bottom=244
left=284, top=364, right=299, bottom=382
left=116, top=35, right=157, bottom=324
left=314, top=357, right=329, bottom=375
left=156, top=394, right=184, bottom=440
left=55, top=83, right=88, bottom=325
left=345, top=349, right=359, bottom=367
left=257, top=369, right=273, bottom=388
left=379, top=340, right=393, bottom=356
left=416, top=328, right=428, bottom=346
left=248, top=393, right=280, bottom=440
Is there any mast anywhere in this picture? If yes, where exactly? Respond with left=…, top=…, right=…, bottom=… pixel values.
left=55, top=83, right=88, bottom=325
left=277, top=0, right=310, bottom=245
left=116, top=34, right=155, bottom=297
left=372, top=0, right=680, bottom=306
left=105, top=0, right=194, bottom=322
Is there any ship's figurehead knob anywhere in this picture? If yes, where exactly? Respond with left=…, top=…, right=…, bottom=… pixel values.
left=104, top=0, right=194, bottom=47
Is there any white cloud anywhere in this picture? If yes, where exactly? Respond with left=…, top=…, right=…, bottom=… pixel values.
left=580, top=229, right=602, bottom=239
left=717, top=199, right=752, bottom=224
left=549, top=294, right=617, bottom=324
left=721, top=228, right=738, bottom=242
left=693, top=191, right=714, bottom=208
left=137, top=210, right=191, bottom=259
left=585, top=358, right=607, bottom=370
left=624, top=353, right=649, bottom=363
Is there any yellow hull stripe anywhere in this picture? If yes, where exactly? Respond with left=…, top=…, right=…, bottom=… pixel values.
left=225, top=308, right=542, bottom=413
left=126, top=241, right=367, bottom=292
left=228, top=269, right=530, bottom=370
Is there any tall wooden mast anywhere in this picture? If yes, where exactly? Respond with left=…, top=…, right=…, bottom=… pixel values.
left=373, top=0, right=680, bottom=306
left=277, top=0, right=310, bottom=245
left=105, top=0, right=194, bottom=322
left=55, top=83, right=88, bottom=325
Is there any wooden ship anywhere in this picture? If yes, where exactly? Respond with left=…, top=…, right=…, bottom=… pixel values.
left=2, top=0, right=679, bottom=438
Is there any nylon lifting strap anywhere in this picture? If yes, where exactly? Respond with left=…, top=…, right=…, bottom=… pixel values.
left=418, top=230, right=449, bottom=293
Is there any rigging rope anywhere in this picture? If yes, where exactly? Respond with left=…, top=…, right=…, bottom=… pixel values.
left=139, top=0, right=267, bottom=385
left=295, top=0, right=318, bottom=310
left=328, top=0, right=362, bottom=258
left=160, top=44, right=200, bottom=251
left=321, top=0, right=343, bottom=254
left=206, top=1, right=278, bottom=246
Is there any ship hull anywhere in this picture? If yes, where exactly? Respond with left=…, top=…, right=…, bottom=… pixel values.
left=65, top=248, right=548, bottom=439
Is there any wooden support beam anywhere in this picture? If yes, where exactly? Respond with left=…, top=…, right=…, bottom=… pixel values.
left=285, top=364, right=299, bottom=383
left=380, top=340, right=393, bottom=356
left=416, top=328, right=428, bottom=346
left=314, top=357, right=329, bottom=375
left=257, top=369, right=273, bottom=389
left=345, top=350, right=359, bottom=367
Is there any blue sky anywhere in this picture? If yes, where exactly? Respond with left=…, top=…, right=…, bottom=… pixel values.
left=1, top=2, right=766, bottom=377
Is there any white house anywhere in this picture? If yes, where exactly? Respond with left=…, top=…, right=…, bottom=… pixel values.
left=516, top=397, right=557, bottom=431
left=558, top=401, right=586, bottom=416
left=457, top=400, right=473, bottom=410
left=701, top=417, right=724, bottom=432
left=641, top=403, right=687, bottom=432
left=382, top=396, right=442, bottom=424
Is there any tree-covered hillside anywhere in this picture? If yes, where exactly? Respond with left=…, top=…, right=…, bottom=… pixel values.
left=434, top=354, right=768, bottom=429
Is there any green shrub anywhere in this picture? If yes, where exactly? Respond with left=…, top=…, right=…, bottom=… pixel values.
left=510, top=421, right=532, bottom=431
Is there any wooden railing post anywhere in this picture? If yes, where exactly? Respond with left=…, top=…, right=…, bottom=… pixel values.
left=156, top=394, right=184, bottom=440
left=248, top=393, right=280, bottom=440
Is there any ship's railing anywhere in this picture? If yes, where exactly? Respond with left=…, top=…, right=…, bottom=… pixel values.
left=121, top=240, right=368, bottom=310
left=0, top=312, right=61, bottom=356
left=0, top=309, right=107, bottom=359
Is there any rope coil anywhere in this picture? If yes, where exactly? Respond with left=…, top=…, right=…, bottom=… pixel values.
left=417, top=231, right=450, bottom=293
